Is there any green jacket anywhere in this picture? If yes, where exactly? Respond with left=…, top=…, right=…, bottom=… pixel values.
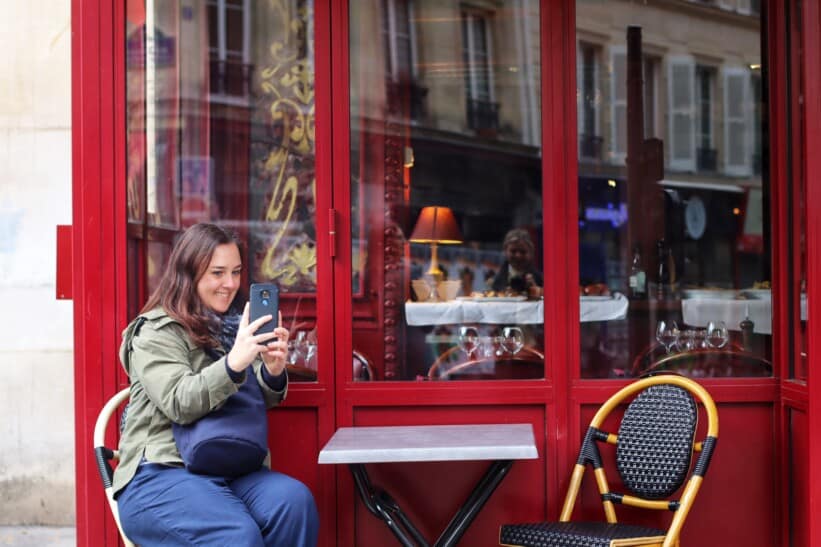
left=112, top=307, right=287, bottom=496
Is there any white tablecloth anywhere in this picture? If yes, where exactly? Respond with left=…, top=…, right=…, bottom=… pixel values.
left=405, top=294, right=628, bottom=326
left=681, top=295, right=806, bottom=335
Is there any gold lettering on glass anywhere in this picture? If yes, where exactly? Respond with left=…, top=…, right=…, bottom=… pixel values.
left=252, top=3, right=316, bottom=291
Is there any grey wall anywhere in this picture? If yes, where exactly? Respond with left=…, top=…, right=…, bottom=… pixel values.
left=0, top=1, right=75, bottom=525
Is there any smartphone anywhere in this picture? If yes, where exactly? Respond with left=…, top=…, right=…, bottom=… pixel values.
left=249, top=283, right=279, bottom=344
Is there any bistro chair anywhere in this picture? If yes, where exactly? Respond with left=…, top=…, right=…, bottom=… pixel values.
left=428, top=346, right=545, bottom=380
left=631, top=343, right=772, bottom=378
left=353, top=349, right=375, bottom=381
left=499, top=374, right=718, bottom=547
left=93, top=387, right=136, bottom=547
left=287, top=350, right=374, bottom=381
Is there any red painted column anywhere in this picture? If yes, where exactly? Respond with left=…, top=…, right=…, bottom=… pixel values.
left=801, top=0, right=821, bottom=545
left=71, top=0, right=129, bottom=545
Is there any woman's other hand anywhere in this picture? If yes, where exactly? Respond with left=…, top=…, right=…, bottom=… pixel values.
left=260, top=312, right=289, bottom=376
left=524, top=273, right=543, bottom=299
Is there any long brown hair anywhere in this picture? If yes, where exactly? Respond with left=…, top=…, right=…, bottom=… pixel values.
left=141, top=223, right=244, bottom=347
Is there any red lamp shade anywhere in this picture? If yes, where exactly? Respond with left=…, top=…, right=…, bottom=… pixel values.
left=409, top=206, right=462, bottom=279
left=409, top=206, right=462, bottom=244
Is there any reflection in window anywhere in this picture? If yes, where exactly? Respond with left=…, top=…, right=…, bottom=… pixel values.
left=207, top=0, right=252, bottom=99
left=462, top=9, right=498, bottom=134
left=350, top=0, right=542, bottom=381
left=577, top=0, right=770, bottom=379
left=578, top=42, right=602, bottom=160
left=610, top=46, right=627, bottom=163
left=643, top=55, right=659, bottom=139
left=696, top=65, right=717, bottom=171
left=126, top=0, right=318, bottom=381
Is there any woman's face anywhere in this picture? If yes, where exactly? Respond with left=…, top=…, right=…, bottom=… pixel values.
left=505, top=240, right=533, bottom=271
left=196, top=243, right=242, bottom=313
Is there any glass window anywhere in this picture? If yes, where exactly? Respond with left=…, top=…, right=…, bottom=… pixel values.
left=788, top=0, right=807, bottom=382
left=696, top=65, right=717, bottom=171
left=126, top=0, right=319, bottom=381
left=643, top=55, right=660, bottom=139
left=578, top=42, right=602, bottom=160
left=577, top=1, right=771, bottom=379
left=350, top=0, right=543, bottom=381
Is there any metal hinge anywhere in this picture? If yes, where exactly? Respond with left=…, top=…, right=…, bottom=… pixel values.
left=328, top=208, right=337, bottom=258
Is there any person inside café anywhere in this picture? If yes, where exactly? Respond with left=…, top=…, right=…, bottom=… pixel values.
left=492, top=228, right=544, bottom=299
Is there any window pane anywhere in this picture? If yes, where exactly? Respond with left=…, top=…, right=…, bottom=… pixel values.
left=577, top=1, right=771, bottom=379
left=788, top=1, right=807, bottom=381
left=350, top=0, right=543, bottom=381
left=126, top=0, right=318, bottom=381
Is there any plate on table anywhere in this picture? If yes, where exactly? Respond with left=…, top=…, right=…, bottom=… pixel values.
left=580, top=295, right=613, bottom=301
left=742, top=289, right=771, bottom=300
left=468, top=296, right=528, bottom=302
left=682, top=289, right=738, bottom=300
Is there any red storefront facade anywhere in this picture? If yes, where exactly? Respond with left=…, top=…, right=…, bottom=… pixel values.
left=68, top=1, right=820, bottom=545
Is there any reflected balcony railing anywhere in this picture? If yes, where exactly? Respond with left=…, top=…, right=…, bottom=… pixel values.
left=580, top=134, right=604, bottom=161
left=697, top=147, right=717, bottom=172
left=466, top=98, right=500, bottom=135
left=209, top=59, right=254, bottom=99
left=385, top=79, right=429, bottom=122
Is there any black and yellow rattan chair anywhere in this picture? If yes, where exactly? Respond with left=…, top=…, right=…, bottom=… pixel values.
left=500, top=375, right=718, bottom=547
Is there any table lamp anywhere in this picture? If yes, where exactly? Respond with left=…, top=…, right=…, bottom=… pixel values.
left=409, top=206, right=462, bottom=282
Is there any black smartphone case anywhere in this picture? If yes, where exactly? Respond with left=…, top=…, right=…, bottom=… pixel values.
left=249, top=283, right=279, bottom=341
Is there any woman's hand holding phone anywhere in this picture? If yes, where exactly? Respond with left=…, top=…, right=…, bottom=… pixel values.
left=247, top=282, right=288, bottom=375
left=227, top=303, right=280, bottom=373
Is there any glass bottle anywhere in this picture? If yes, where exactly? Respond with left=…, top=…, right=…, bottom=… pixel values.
left=656, top=239, right=669, bottom=299
left=628, top=245, right=646, bottom=298
left=740, top=304, right=755, bottom=351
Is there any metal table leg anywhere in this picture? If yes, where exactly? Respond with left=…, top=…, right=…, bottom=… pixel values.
left=348, top=460, right=514, bottom=547
left=349, top=464, right=430, bottom=547
left=433, top=460, right=513, bottom=547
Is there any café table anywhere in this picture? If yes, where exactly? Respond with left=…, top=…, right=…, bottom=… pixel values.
left=317, top=423, right=538, bottom=547
left=681, top=293, right=806, bottom=335
left=404, top=293, right=628, bottom=326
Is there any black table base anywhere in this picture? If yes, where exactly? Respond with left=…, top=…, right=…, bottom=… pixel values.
left=349, top=460, right=514, bottom=547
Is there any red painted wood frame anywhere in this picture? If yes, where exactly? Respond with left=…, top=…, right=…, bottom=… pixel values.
left=800, top=1, right=821, bottom=546
left=71, top=1, right=338, bottom=546
left=69, top=0, right=821, bottom=545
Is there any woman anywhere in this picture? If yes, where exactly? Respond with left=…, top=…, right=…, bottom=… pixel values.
left=492, top=228, right=544, bottom=299
left=113, top=223, right=319, bottom=546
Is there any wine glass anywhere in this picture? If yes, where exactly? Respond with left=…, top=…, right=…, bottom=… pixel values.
left=706, top=321, right=729, bottom=349
left=479, top=336, right=497, bottom=358
left=287, top=340, right=300, bottom=366
left=458, top=326, right=480, bottom=358
left=292, top=331, right=309, bottom=365
left=655, top=320, right=680, bottom=354
left=502, top=327, right=524, bottom=355
left=676, top=329, right=698, bottom=352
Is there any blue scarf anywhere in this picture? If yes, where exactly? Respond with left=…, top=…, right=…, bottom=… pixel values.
left=205, top=311, right=241, bottom=360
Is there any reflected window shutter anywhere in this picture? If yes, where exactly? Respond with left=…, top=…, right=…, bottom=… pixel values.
left=723, top=66, right=752, bottom=176
left=667, top=55, right=696, bottom=171
left=577, top=42, right=583, bottom=154
left=610, top=46, right=626, bottom=164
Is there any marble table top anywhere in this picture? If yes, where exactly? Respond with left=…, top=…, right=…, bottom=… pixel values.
left=317, top=423, right=538, bottom=464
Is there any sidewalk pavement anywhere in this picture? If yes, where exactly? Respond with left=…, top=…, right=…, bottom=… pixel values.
left=0, top=527, right=75, bottom=547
